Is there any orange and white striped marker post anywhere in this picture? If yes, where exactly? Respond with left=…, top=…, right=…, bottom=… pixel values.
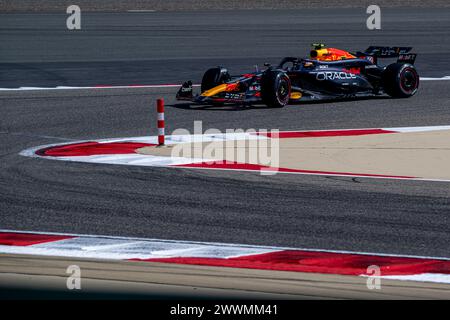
left=157, top=98, right=165, bottom=146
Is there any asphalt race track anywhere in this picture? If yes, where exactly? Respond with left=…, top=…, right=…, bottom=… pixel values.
left=1, top=8, right=450, bottom=259
left=2, top=8, right=450, bottom=87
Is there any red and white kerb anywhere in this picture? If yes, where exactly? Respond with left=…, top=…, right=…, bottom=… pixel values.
left=157, top=98, right=165, bottom=146
left=1, top=230, right=450, bottom=284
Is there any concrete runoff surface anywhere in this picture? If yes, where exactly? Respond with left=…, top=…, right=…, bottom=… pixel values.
left=138, top=129, right=450, bottom=181
left=1, top=254, right=450, bottom=299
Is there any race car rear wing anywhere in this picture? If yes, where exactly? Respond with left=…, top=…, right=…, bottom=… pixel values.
left=361, top=46, right=417, bottom=64
left=396, top=53, right=417, bottom=64
left=364, top=46, right=412, bottom=57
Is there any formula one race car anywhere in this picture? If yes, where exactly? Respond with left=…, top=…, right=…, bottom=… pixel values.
left=176, top=44, right=419, bottom=107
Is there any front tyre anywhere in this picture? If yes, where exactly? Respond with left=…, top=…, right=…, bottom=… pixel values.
left=261, top=70, right=291, bottom=108
left=382, top=63, right=419, bottom=98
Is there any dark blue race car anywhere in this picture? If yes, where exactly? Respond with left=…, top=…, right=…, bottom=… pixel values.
left=176, top=44, right=419, bottom=108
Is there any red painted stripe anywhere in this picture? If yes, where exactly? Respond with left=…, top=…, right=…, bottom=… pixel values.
left=175, top=161, right=415, bottom=179
left=134, top=250, right=450, bottom=276
left=36, top=142, right=155, bottom=157
left=0, top=232, right=73, bottom=246
left=257, top=129, right=396, bottom=139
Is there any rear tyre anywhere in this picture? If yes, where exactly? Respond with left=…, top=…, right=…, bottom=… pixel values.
left=201, top=67, right=231, bottom=93
left=382, top=63, right=419, bottom=98
left=261, top=70, right=291, bottom=108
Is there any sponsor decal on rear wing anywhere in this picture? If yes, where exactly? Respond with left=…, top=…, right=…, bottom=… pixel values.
left=364, top=46, right=413, bottom=58
left=397, top=53, right=417, bottom=64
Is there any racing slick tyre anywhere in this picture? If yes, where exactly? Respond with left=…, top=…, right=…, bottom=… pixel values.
left=261, top=70, right=291, bottom=108
left=201, top=67, right=231, bottom=93
left=382, top=63, right=419, bottom=98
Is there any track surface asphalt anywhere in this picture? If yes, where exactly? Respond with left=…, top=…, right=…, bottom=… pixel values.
left=1, top=9, right=450, bottom=258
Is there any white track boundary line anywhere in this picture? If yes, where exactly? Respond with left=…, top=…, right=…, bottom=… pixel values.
left=0, top=84, right=200, bottom=91
left=420, top=76, right=450, bottom=81
left=127, top=10, right=156, bottom=13
left=0, top=76, right=448, bottom=91
left=378, top=274, right=450, bottom=284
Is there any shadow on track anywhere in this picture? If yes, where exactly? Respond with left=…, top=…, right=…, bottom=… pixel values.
left=169, top=95, right=393, bottom=112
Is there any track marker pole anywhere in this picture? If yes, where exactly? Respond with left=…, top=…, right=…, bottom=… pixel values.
left=157, top=98, right=165, bottom=146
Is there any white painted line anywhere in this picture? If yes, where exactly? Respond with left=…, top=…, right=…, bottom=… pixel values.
left=384, top=125, right=450, bottom=133
left=0, top=236, right=274, bottom=260
left=0, top=76, right=448, bottom=91
left=0, top=84, right=200, bottom=91
left=127, top=10, right=156, bottom=13
left=55, top=154, right=207, bottom=167
left=276, top=125, right=450, bottom=134
left=379, top=273, right=450, bottom=284
left=420, top=76, right=450, bottom=81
